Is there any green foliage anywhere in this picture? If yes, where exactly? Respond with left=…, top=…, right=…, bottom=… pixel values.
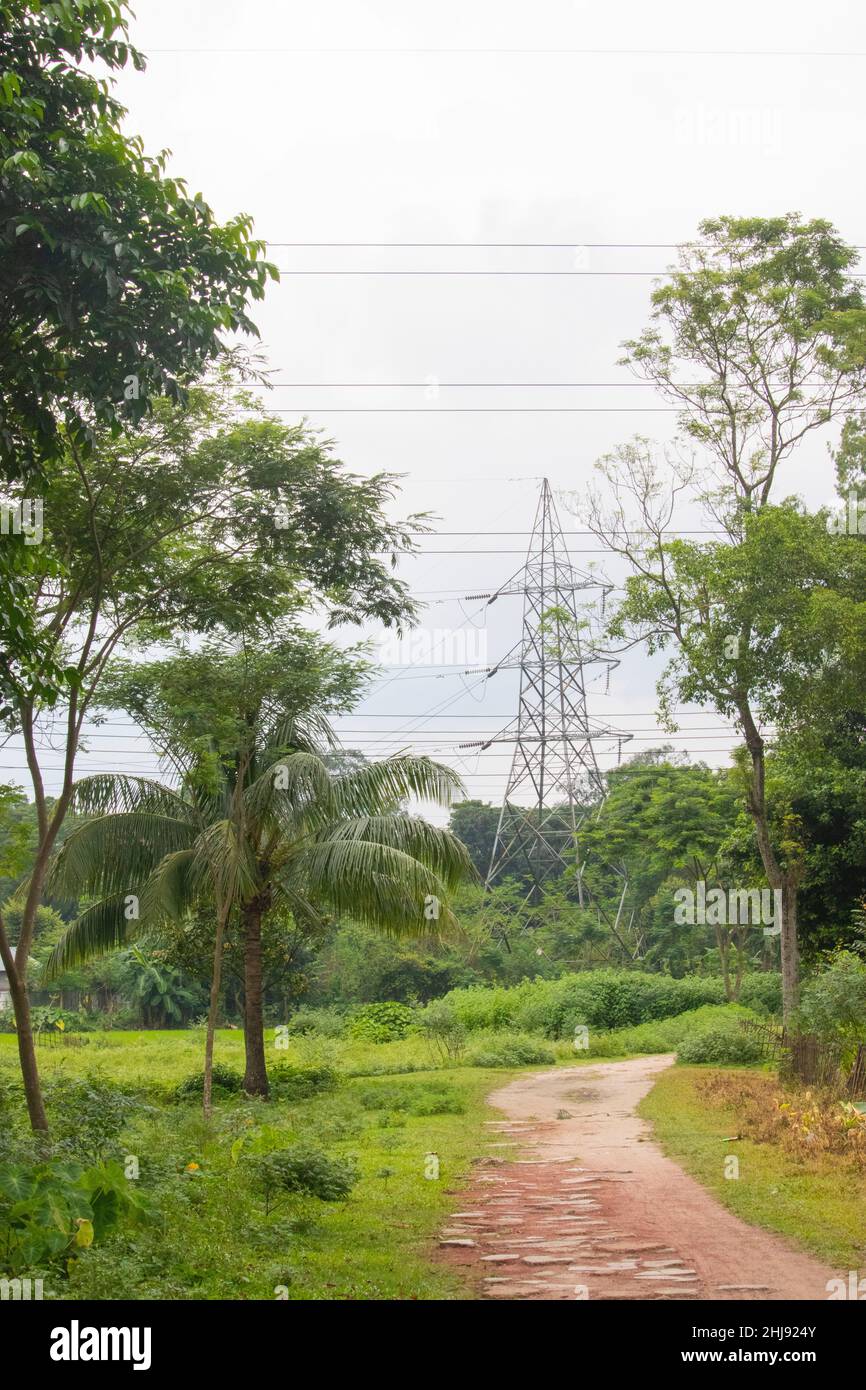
left=0, top=1156, right=147, bottom=1275
left=416, top=999, right=467, bottom=1063
left=175, top=1064, right=244, bottom=1100
left=283, top=1008, right=347, bottom=1038
left=308, top=920, right=474, bottom=1006
left=798, top=949, right=866, bottom=1046
left=447, top=800, right=499, bottom=877
left=0, top=1, right=276, bottom=704
left=120, top=948, right=205, bottom=1028
left=357, top=1081, right=465, bottom=1115
left=44, top=1074, right=145, bottom=1165
left=440, top=969, right=782, bottom=1039
left=247, top=1145, right=358, bottom=1210
left=348, top=1002, right=416, bottom=1043
left=466, top=1033, right=557, bottom=1068
left=677, top=1025, right=764, bottom=1065
left=588, top=1003, right=753, bottom=1056
left=621, top=214, right=865, bottom=504
left=0, top=1, right=276, bottom=476
left=268, top=1063, right=340, bottom=1102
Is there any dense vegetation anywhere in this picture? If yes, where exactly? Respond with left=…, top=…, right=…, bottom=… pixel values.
left=2, top=2, right=866, bottom=1304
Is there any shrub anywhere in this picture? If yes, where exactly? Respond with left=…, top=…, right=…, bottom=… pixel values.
left=174, top=1064, right=244, bottom=1099
left=588, top=1004, right=753, bottom=1057
left=739, top=973, right=782, bottom=1014
left=416, top=999, right=467, bottom=1063
left=466, top=1032, right=556, bottom=1068
left=283, top=1008, right=347, bottom=1038
left=44, top=1075, right=146, bottom=1165
left=347, top=1001, right=415, bottom=1043
left=357, top=1081, right=465, bottom=1115
left=439, top=971, right=781, bottom=1039
left=247, top=1145, right=358, bottom=1212
left=798, top=951, right=866, bottom=1047
left=697, top=1071, right=866, bottom=1168
left=678, top=1025, right=763, bottom=1065
left=268, top=1063, right=340, bottom=1102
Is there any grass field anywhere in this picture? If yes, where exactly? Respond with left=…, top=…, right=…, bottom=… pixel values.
left=0, top=1030, right=523, bottom=1300
left=5, top=1026, right=863, bottom=1298
left=640, top=1064, right=866, bottom=1272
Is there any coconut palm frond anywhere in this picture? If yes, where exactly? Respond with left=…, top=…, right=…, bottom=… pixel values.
left=44, top=894, right=139, bottom=979
left=46, top=813, right=196, bottom=899
left=190, top=818, right=259, bottom=907
left=316, top=813, right=475, bottom=892
left=332, top=753, right=464, bottom=818
left=297, top=835, right=453, bottom=936
left=70, top=773, right=190, bottom=818
left=244, top=751, right=333, bottom=826
left=137, top=849, right=199, bottom=925
left=263, top=709, right=333, bottom=757
left=271, top=880, right=327, bottom=936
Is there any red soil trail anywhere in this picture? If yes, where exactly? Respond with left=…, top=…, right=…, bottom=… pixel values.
left=437, top=1055, right=840, bottom=1301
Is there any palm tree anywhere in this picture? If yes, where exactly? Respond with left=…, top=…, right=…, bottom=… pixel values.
left=45, top=745, right=472, bottom=1102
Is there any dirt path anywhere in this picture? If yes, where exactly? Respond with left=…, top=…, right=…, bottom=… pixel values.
left=437, top=1055, right=839, bottom=1301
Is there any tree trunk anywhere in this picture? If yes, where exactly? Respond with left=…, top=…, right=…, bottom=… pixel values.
left=242, top=898, right=269, bottom=1098
left=737, top=703, right=800, bottom=1025
left=779, top=875, right=800, bottom=1022
left=203, top=903, right=232, bottom=1120
left=0, top=915, right=48, bottom=1133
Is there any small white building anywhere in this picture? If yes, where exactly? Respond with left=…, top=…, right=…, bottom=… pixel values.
left=0, top=948, right=15, bottom=1011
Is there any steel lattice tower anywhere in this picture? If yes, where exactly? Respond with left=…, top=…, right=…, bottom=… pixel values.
left=478, top=478, right=631, bottom=907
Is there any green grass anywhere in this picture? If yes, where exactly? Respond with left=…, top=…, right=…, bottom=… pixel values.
left=640, top=1065, right=866, bottom=1271
left=583, top=1002, right=754, bottom=1058
left=0, top=1028, right=444, bottom=1085
left=0, top=1030, right=514, bottom=1300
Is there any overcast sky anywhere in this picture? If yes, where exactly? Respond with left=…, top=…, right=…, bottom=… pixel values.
left=8, top=0, right=866, bottom=806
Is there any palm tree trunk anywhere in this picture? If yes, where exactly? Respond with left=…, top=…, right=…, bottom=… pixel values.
left=242, top=898, right=269, bottom=1097
left=203, top=903, right=230, bottom=1120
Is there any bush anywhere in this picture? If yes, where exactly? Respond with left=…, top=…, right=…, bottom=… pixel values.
left=174, top=1064, right=244, bottom=1099
left=440, top=971, right=781, bottom=1039
left=44, top=1075, right=146, bottom=1165
left=739, top=973, right=782, bottom=1014
left=587, top=1004, right=753, bottom=1057
left=678, top=1025, right=763, bottom=1065
left=247, top=1145, right=358, bottom=1210
left=357, top=1081, right=465, bottom=1115
left=798, top=951, right=866, bottom=1047
left=268, top=1063, right=340, bottom=1102
left=283, top=1008, right=347, bottom=1038
left=416, top=999, right=467, bottom=1063
left=466, top=1032, right=556, bottom=1068
left=347, top=1001, right=415, bottom=1043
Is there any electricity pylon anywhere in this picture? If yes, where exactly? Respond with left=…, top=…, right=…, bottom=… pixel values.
left=473, top=478, right=631, bottom=913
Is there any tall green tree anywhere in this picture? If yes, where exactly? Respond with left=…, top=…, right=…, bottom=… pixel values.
left=0, top=1, right=277, bottom=708
left=584, top=497, right=866, bottom=1018
left=621, top=214, right=866, bottom=508
left=578, top=214, right=866, bottom=1020
left=0, top=383, right=423, bottom=1132
left=0, top=1, right=275, bottom=469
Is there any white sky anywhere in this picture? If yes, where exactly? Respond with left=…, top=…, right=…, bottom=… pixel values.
left=6, top=0, right=866, bottom=807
